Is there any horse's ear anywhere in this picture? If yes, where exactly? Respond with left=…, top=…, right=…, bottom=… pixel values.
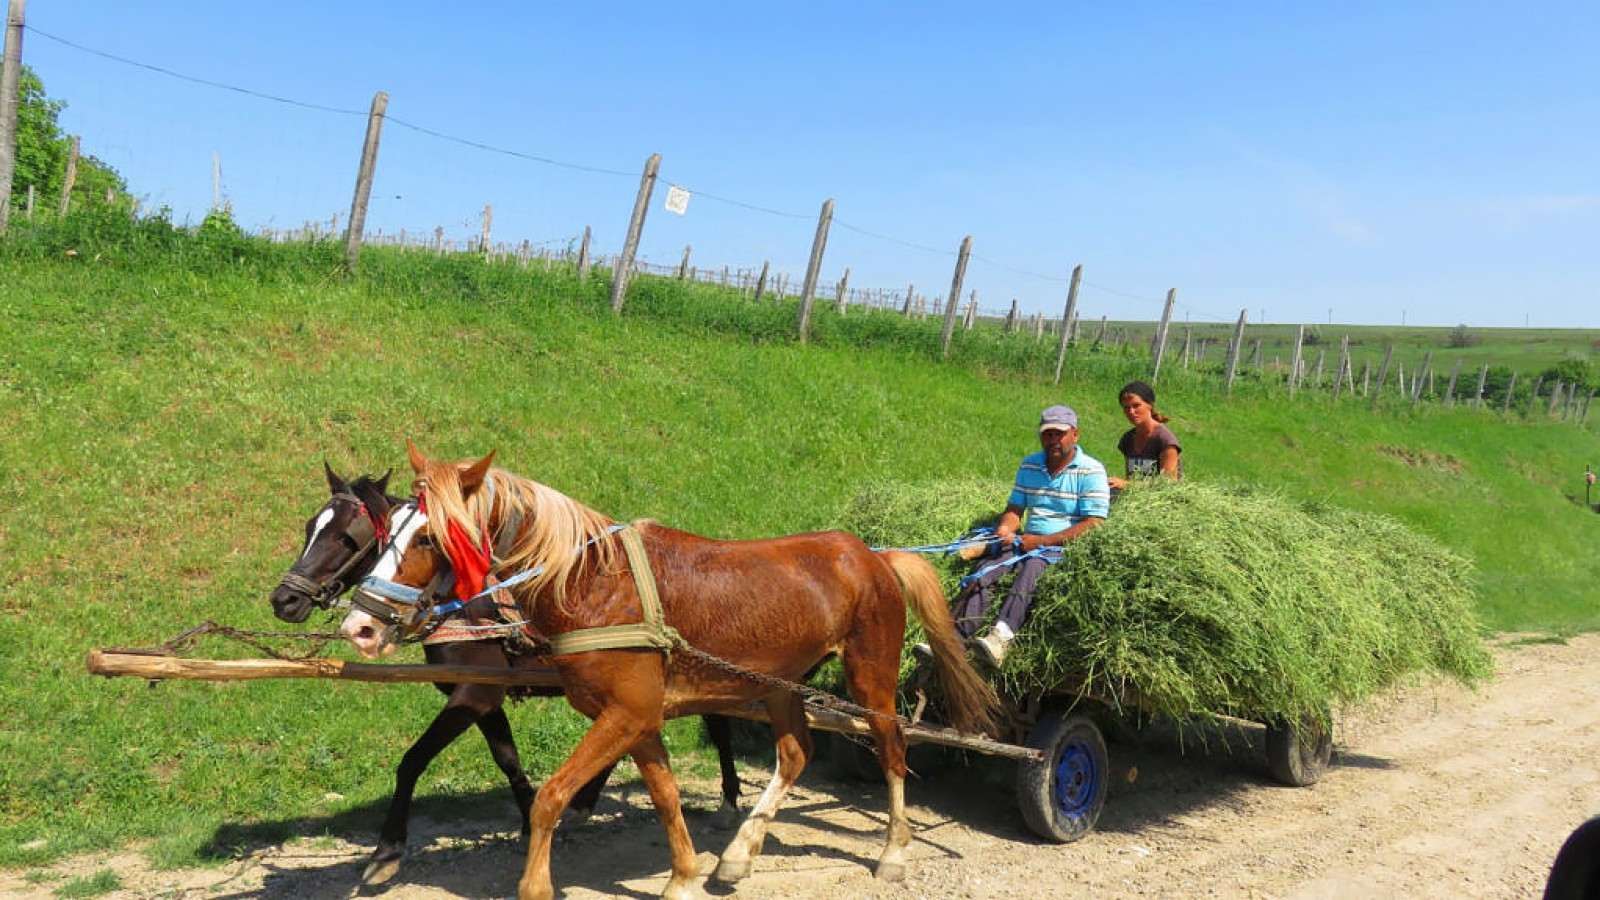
left=406, top=439, right=429, bottom=475
left=461, top=449, right=496, bottom=495
left=375, top=468, right=393, bottom=495
left=324, top=460, right=348, bottom=494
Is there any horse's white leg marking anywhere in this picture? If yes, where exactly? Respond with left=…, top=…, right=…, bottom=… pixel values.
left=715, top=761, right=798, bottom=881
left=874, top=771, right=911, bottom=881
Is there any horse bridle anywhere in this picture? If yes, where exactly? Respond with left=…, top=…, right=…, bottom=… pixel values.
left=353, top=497, right=533, bottom=638
left=277, top=491, right=407, bottom=611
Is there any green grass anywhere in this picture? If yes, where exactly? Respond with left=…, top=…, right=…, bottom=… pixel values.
left=2, top=211, right=1599, bottom=874
left=53, top=870, right=120, bottom=899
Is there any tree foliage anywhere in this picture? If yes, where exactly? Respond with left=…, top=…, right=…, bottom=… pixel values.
left=1539, top=357, right=1596, bottom=394
left=1446, top=323, right=1481, bottom=348
left=8, top=66, right=126, bottom=211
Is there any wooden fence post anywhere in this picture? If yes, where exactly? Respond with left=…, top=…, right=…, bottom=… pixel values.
left=1288, top=325, right=1305, bottom=397
left=1411, top=351, right=1432, bottom=406
left=1501, top=371, right=1517, bottom=412
left=836, top=267, right=850, bottom=314
left=1526, top=375, right=1545, bottom=416
left=480, top=205, right=492, bottom=257
left=1096, top=315, right=1108, bottom=344
left=796, top=198, right=835, bottom=342
left=1332, top=336, right=1351, bottom=399
left=940, top=236, right=973, bottom=358
left=677, top=245, right=692, bottom=279
left=1372, top=344, right=1395, bottom=406
left=342, top=91, right=388, bottom=272
left=1052, top=264, right=1083, bottom=385
left=1445, top=359, right=1462, bottom=405
left=577, top=226, right=592, bottom=279
left=58, top=135, right=79, bottom=216
left=1005, top=298, right=1019, bottom=332
left=1151, top=288, right=1177, bottom=384
left=1224, top=309, right=1248, bottom=395
left=609, top=152, right=661, bottom=313
left=753, top=261, right=770, bottom=302
left=901, top=282, right=915, bottom=317
left=1549, top=381, right=1565, bottom=417
left=0, top=0, right=27, bottom=234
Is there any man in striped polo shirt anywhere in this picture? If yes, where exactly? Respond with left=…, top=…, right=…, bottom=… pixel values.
left=954, top=404, right=1110, bottom=667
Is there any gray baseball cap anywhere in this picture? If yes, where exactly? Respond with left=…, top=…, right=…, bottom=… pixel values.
left=1039, top=405, right=1078, bottom=432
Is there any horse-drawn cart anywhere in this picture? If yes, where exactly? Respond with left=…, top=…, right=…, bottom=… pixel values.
left=85, top=644, right=1331, bottom=846
left=819, top=659, right=1334, bottom=844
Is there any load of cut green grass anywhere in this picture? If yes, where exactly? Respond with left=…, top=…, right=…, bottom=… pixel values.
left=838, top=478, right=1493, bottom=724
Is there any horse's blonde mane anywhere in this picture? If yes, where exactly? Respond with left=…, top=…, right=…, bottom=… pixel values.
left=417, top=459, right=617, bottom=611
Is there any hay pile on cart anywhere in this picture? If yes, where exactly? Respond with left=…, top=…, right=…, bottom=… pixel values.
left=841, top=477, right=1493, bottom=724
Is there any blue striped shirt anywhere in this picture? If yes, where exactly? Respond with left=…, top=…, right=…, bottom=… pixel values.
left=1007, top=448, right=1111, bottom=535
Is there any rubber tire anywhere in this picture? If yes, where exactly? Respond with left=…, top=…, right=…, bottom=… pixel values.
left=1016, top=711, right=1108, bottom=843
left=1265, top=713, right=1333, bottom=786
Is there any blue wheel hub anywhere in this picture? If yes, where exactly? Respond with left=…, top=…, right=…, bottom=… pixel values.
left=1053, top=739, right=1100, bottom=821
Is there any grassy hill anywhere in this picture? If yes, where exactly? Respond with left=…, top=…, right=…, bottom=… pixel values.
left=2, top=213, right=1598, bottom=875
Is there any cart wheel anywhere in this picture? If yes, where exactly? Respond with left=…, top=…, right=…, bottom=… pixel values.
left=1016, top=711, right=1108, bottom=843
left=1264, top=713, right=1332, bottom=786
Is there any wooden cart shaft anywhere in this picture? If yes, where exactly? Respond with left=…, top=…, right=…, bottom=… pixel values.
left=85, top=649, right=1042, bottom=762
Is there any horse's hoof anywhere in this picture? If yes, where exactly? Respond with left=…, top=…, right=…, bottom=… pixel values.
left=362, top=846, right=405, bottom=885
left=714, top=857, right=751, bottom=882
left=874, top=860, right=906, bottom=882
left=711, top=800, right=741, bottom=831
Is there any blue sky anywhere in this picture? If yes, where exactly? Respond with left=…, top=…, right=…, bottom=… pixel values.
left=20, top=2, right=1600, bottom=328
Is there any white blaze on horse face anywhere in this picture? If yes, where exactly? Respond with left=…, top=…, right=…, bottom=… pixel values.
left=340, top=505, right=428, bottom=660
left=300, top=507, right=337, bottom=560
left=372, top=506, right=428, bottom=582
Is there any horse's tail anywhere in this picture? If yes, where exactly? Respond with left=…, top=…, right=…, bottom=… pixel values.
left=879, top=550, right=1000, bottom=737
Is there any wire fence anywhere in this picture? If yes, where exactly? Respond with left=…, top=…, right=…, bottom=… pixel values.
left=6, top=23, right=1595, bottom=425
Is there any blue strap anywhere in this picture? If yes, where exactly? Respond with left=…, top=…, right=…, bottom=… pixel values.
left=958, top=546, right=1063, bottom=588
left=872, top=526, right=1010, bottom=556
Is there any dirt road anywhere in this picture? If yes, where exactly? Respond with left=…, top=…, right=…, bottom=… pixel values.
left=7, top=633, right=1597, bottom=899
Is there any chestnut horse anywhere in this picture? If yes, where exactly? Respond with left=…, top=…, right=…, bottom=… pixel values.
left=269, top=465, right=741, bottom=886
left=368, top=443, right=998, bottom=900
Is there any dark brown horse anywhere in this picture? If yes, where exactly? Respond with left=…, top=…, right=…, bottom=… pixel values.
left=270, top=464, right=741, bottom=886
left=367, top=443, right=998, bottom=900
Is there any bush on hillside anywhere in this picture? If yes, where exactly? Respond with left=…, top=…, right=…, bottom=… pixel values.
left=837, top=478, right=1493, bottom=725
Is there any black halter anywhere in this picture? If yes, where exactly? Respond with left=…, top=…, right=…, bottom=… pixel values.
left=276, top=491, right=389, bottom=610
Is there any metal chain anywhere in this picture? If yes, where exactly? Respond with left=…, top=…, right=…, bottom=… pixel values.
left=671, top=640, right=910, bottom=729
left=111, top=621, right=348, bottom=661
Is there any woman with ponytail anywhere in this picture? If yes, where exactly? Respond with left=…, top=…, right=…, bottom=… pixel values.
left=1108, top=380, right=1182, bottom=491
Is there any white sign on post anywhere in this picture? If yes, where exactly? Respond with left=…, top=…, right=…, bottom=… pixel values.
left=664, top=184, right=691, bottom=215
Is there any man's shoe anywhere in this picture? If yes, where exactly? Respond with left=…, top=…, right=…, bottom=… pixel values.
left=973, top=631, right=1008, bottom=668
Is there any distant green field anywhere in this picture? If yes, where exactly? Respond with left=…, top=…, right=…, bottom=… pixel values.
left=1081, top=320, right=1599, bottom=384
left=2, top=211, right=1598, bottom=878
